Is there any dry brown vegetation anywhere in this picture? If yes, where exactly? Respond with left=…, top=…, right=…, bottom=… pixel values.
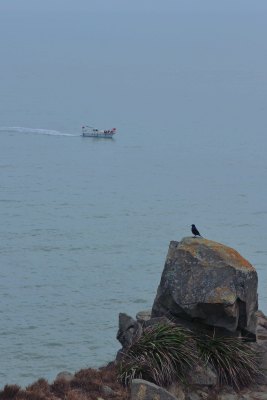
left=0, top=363, right=129, bottom=400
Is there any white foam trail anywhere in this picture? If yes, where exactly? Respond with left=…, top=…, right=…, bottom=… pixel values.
left=0, top=126, right=78, bottom=137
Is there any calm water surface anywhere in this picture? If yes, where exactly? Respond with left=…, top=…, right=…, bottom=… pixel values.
left=0, top=0, right=267, bottom=388
left=0, top=125, right=267, bottom=387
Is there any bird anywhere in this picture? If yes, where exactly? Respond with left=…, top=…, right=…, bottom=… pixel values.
left=191, top=224, right=201, bottom=237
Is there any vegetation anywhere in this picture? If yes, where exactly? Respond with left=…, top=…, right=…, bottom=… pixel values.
left=196, top=332, right=262, bottom=390
left=118, top=322, right=262, bottom=389
left=118, top=322, right=198, bottom=386
left=0, top=323, right=262, bottom=400
left=0, top=363, right=129, bottom=400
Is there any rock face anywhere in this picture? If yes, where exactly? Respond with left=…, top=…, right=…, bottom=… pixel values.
left=116, top=313, right=142, bottom=348
left=152, top=238, right=258, bottom=338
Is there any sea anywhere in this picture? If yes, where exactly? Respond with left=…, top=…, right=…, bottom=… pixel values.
left=0, top=0, right=267, bottom=388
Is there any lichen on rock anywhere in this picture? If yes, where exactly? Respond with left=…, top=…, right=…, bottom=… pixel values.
left=152, top=237, right=258, bottom=339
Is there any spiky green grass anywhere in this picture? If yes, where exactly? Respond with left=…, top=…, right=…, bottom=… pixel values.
left=196, top=332, right=262, bottom=390
left=118, top=322, right=198, bottom=387
left=118, top=322, right=262, bottom=390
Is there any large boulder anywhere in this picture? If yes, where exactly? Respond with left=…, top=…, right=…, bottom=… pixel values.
left=152, top=238, right=258, bottom=338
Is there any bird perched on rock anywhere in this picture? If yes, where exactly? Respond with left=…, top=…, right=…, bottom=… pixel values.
left=191, top=224, right=201, bottom=237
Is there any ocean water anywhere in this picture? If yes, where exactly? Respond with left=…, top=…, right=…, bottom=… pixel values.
left=1, top=0, right=267, bottom=388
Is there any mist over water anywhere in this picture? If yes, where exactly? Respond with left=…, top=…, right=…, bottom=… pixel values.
left=0, top=0, right=267, bottom=387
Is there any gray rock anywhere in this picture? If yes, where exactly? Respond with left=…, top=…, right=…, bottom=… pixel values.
left=257, top=311, right=267, bottom=342
left=152, top=238, right=258, bottom=338
left=166, top=382, right=185, bottom=400
left=101, top=385, right=116, bottom=396
left=143, top=316, right=171, bottom=329
left=187, top=364, right=217, bottom=387
left=257, top=311, right=267, bottom=329
left=250, top=313, right=267, bottom=385
left=116, top=313, right=142, bottom=348
left=131, top=379, right=183, bottom=400
left=136, top=310, right=152, bottom=323
left=186, top=393, right=201, bottom=400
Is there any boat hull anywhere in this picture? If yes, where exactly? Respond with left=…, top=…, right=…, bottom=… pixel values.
left=82, top=126, right=116, bottom=138
left=82, top=132, right=115, bottom=138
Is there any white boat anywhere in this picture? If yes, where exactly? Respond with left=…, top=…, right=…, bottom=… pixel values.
left=82, top=125, right=117, bottom=138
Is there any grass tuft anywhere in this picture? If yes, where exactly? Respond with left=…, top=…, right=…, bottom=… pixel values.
left=118, top=322, right=263, bottom=390
left=196, top=332, right=262, bottom=390
left=118, top=322, right=198, bottom=387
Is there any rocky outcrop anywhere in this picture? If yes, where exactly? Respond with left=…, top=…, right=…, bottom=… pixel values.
left=116, top=237, right=267, bottom=397
left=152, top=238, right=258, bottom=338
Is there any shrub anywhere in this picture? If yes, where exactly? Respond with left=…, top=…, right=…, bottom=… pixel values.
left=196, top=332, right=262, bottom=389
left=0, top=385, right=21, bottom=399
left=118, top=322, right=263, bottom=390
left=118, top=322, right=198, bottom=387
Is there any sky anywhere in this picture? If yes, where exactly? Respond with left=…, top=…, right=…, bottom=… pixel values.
left=0, top=0, right=266, bottom=136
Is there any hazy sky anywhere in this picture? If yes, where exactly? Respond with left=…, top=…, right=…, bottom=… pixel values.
left=0, top=0, right=266, bottom=136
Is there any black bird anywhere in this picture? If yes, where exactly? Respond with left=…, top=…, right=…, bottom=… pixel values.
left=191, top=224, right=201, bottom=237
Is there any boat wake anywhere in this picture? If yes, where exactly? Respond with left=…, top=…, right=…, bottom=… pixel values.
left=0, top=126, right=78, bottom=137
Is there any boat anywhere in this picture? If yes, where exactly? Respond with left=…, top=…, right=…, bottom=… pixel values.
left=82, top=125, right=117, bottom=138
